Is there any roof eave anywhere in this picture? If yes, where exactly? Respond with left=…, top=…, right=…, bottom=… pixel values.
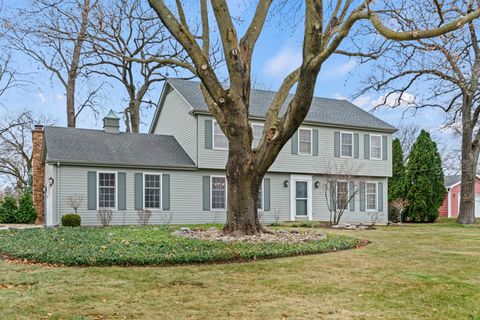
left=45, top=159, right=197, bottom=170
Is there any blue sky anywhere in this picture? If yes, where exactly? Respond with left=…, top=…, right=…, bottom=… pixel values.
left=0, top=0, right=458, bottom=151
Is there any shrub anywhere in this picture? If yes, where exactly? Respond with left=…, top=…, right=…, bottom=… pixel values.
left=0, top=195, right=18, bottom=224
left=137, top=210, right=152, bottom=225
left=61, top=214, right=81, bottom=227
left=98, top=209, right=113, bottom=227
left=14, top=192, right=37, bottom=224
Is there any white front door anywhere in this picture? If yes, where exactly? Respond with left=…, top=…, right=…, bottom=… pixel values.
left=290, top=175, right=313, bottom=221
left=475, top=195, right=480, bottom=218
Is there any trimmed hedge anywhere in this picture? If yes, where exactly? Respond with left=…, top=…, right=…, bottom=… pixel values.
left=61, top=214, right=81, bottom=227
left=0, top=226, right=359, bottom=266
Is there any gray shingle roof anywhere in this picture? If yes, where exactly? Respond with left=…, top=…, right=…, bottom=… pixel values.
left=44, top=126, right=195, bottom=168
left=167, top=78, right=397, bottom=132
left=444, top=175, right=461, bottom=187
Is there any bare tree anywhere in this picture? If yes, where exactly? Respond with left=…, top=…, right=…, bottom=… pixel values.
left=147, top=0, right=480, bottom=235
left=322, top=160, right=363, bottom=225
left=86, top=0, right=194, bottom=132
left=359, top=0, right=480, bottom=224
left=65, top=194, right=83, bottom=213
left=98, top=208, right=113, bottom=227
left=137, top=209, right=152, bottom=225
left=3, top=0, right=99, bottom=127
left=0, top=112, right=37, bottom=191
left=390, top=198, right=410, bottom=223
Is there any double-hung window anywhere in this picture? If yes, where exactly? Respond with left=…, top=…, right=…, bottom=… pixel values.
left=257, top=180, right=264, bottom=211
left=370, top=135, right=382, bottom=160
left=341, top=132, right=353, bottom=158
left=298, top=128, right=312, bottom=155
left=211, top=176, right=227, bottom=210
left=251, top=124, right=264, bottom=148
left=366, top=182, right=377, bottom=211
left=98, top=172, right=116, bottom=209
left=144, top=174, right=161, bottom=209
left=337, top=181, right=348, bottom=210
left=213, top=121, right=228, bottom=150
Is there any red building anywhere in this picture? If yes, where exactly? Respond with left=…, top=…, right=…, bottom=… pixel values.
left=439, top=175, right=480, bottom=218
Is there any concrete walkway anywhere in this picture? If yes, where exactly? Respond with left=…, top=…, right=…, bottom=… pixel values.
left=0, top=224, right=43, bottom=230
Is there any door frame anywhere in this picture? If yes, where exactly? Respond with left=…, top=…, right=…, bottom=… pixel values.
left=290, top=174, right=313, bottom=221
left=45, top=184, right=53, bottom=226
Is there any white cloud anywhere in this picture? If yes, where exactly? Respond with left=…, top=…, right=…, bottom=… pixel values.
left=264, top=46, right=302, bottom=77
left=55, top=93, right=65, bottom=101
left=336, top=60, right=357, bottom=76
left=371, top=92, right=416, bottom=108
left=37, top=92, right=46, bottom=104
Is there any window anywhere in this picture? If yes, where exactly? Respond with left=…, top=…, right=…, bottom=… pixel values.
left=298, top=128, right=312, bottom=155
left=257, top=180, right=264, bottom=211
left=370, top=135, right=382, bottom=160
left=366, top=182, right=377, bottom=211
left=213, top=121, right=228, bottom=150
left=337, top=181, right=348, bottom=210
left=251, top=124, right=264, bottom=148
left=98, top=172, right=116, bottom=209
left=295, top=181, right=308, bottom=216
left=144, top=174, right=161, bottom=209
left=211, top=176, right=227, bottom=210
left=341, top=132, right=353, bottom=158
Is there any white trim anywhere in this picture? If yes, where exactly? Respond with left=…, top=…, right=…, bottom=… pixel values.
left=97, top=171, right=118, bottom=210
left=258, top=179, right=264, bottom=211
left=290, top=174, right=313, bottom=221
left=365, top=181, right=378, bottom=212
left=46, top=181, right=53, bottom=226
left=370, top=134, right=382, bottom=160
left=340, top=131, right=354, bottom=158
left=143, top=172, right=163, bottom=210
left=458, top=192, right=461, bottom=214
left=210, top=175, right=227, bottom=211
left=212, top=120, right=228, bottom=150
left=447, top=188, right=452, bottom=218
left=297, top=128, right=313, bottom=156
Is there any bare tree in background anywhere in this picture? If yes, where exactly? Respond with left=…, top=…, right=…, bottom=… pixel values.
left=359, top=0, right=480, bottom=224
left=147, top=0, right=480, bottom=235
left=322, top=160, right=363, bottom=225
left=65, top=194, right=83, bottom=213
left=0, top=111, right=53, bottom=191
left=3, top=0, right=100, bottom=127
left=86, top=0, right=196, bottom=132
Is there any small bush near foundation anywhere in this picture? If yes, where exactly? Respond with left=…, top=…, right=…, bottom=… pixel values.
left=61, top=214, right=81, bottom=227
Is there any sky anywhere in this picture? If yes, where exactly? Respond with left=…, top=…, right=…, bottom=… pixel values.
left=0, top=0, right=460, bottom=160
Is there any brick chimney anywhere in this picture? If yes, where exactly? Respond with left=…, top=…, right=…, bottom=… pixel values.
left=32, top=125, right=45, bottom=225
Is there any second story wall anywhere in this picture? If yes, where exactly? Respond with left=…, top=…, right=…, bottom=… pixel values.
left=197, top=115, right=392, bottom=177
left=153, top=86, right=197, bottom=164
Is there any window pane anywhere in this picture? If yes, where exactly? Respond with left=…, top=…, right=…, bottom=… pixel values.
left=296, top=199, right=307, bottom=215
left=341, top=133, right=353, bottom=157
left=214, top=122, right=228, bottom=149
left=371, top=136, right=382, bottom=159
left=98, top=173, right=116, bottom=208
left=257, top=182, right=263, bottom=210
left=211, top=177, right=226, bottom=209
left=252, top=124, right=263, bottom=148
left=366, top=183, right=377, bottom=210
left=337, top=182, right=348, bottom=210
left=144, top=174, right=161, bottom=208
left=299, top=129, right=311, bottom=154
left=296, top=181, right=308, bottom=198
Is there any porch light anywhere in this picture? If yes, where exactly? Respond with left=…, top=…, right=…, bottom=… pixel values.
left=283, top=180, right=289, bottom=188
left=314, top=181, right=320, bottom=188
left=48, top=177, right=55, bottom=187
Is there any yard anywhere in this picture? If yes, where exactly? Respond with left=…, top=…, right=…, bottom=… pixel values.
left=0, top=221, right=479, bottom=319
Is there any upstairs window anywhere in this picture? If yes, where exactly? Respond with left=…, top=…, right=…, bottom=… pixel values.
left=251, top=124, right=264, bottom=148
left=213, top=121, right=228, bottom=150
left=370, top=135, right=382, bottom=160
left=144, top=174, right=161, bottom=209
left=341, top=132, right=353, bottom=158
left=98, top=172, right=116, bottom=209
left=211, top=176, right=227, bottom=210
left=298, top=128, right=312, bottom=155
left=366, top=182, right=377, bottom=211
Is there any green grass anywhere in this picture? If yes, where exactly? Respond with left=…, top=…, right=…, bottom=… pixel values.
left=0, top=223, right=479, bottom=319
left=0, top=225, right=357, bottom=266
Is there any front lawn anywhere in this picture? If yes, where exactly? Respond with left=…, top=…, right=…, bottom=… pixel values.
left=0, top=226, right=358, bottom=266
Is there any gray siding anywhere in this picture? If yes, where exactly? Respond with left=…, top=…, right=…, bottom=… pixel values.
left=153, top=87, right=198, bottom=164
left=197, top=115, right=392, bottom=177
left=50, top=165, right=387, bottom=226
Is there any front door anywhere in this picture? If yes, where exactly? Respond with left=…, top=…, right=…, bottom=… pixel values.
left=290, top=175, right=312, bottom=221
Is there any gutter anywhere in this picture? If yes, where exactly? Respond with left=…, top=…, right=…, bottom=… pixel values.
left=45, top=160, right=198, bottom=171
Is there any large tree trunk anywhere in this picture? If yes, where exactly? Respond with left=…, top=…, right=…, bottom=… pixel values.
left=457, top=96, right=479, bottom=224
left=129, top=100, right=140, bottom=133
left=66, top=77, right=77, bottom=127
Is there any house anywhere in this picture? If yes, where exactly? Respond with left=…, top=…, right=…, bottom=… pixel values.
left=438, top=175, right=480, bottom=218
left=32, top=79, right=396, bottom=226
